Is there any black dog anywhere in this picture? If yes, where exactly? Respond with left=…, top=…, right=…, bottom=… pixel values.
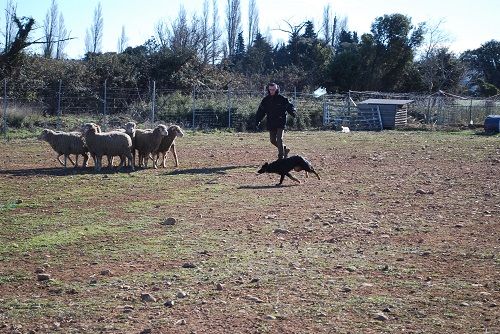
left=257, top=155, right=320, bottom=186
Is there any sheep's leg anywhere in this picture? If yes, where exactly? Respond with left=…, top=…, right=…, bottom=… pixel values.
left=95, top=156, right=102, bottom=171
left=63, top=154, right=68, bottom=168
left=170, top=144, right=179, bottom=167
left=82, top=153, right=89, bottom=168
left=160, top=152, right=167, bottom=168
left=107, top=156, right=114, bottom=168
left=67, top=155, right=76, bottom=166
left=126, top=152, right=134, bottom=171
left=117, top=155, right=124, bottom=170
left=57, top=154, right=65, bottom=166
left=74, top=154, right=79, bottom=168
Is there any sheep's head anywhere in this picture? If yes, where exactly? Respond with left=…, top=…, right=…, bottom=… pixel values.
left=125, top=122, right=136, bottom=133
left=155, top=124, right=169, bottom=136
left=169, top=125, right=184, bottom=138
left=38, top=129, right=51, bottom=141
left=81, top=123, right=99, bottom=135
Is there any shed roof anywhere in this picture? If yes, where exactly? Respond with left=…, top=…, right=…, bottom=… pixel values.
left=359, top=99, right=414, bottom=106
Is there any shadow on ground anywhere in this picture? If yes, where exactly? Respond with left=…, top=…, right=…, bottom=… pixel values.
left=162, top=165, right=255, bottom=176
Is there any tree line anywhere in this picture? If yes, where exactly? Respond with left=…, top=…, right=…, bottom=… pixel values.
left=1, top=0, right=499, bottom=113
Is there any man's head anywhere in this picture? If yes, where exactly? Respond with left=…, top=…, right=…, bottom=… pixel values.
left=267, top=82, right=279, bottom=96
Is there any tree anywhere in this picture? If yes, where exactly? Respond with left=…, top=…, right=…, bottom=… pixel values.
left=210, top=0, right=223, bottom=65
left=225, top=0, right=241, bottom=56
left=42, top=0, right=58, bottom=58
left=247, top=0, right=258, bottom=48
left=461, top=40, right=500, bottom=92
left=243, top=32, right=273, bottom=75
left=0, top=15, right=35, bottom=75
left=55, top=13, right=69, bottom=59
left=117, top=25, right=128, bottom=53
left=85, top=2, right=103, bottom=54
left=418, top=20, right=452, bottom=92
left=362, top=13, right=425, bottom=91
left=2, top=0, right=17, bottom=53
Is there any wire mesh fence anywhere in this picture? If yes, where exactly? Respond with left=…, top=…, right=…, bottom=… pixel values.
left=2, top=78, right=500, bottom=135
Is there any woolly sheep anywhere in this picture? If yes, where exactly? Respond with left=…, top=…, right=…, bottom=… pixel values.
left=134, top=124, right=169, bottom=169
left=111, top=122, right=136, bottom=167
left=152, top=124, right=184, bottom=168
left=38, top=129, right=89, bottom=168
left=82, top=123, right=134, bottom=172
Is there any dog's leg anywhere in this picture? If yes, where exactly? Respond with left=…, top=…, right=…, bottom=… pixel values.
left=286, top=172, right=300, bottom=183
left=276, top=174, right=285, bottom=186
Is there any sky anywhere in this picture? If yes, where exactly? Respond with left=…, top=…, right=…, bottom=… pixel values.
left=3, top=0, right=500, bottom=59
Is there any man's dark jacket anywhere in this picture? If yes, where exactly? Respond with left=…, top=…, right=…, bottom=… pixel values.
left=255, top=94, right=296, bottom=130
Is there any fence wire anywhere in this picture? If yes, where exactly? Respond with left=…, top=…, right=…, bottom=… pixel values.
left=2, top=80, right=500, bottom=135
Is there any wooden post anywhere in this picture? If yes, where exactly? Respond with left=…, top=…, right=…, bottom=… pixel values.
left=2, top=79, right=7, bottom=136
left=57, top=80, right=62, bottom=130
left=227, top=87, right=232, bottom=128
left=191, top=85, right=196, bottom=129
left=103, top=79, right=107, bottom=130
left=151, top=80, right=156, bottom=125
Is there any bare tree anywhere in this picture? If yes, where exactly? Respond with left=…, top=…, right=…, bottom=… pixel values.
left=117, top=25, right=128, bottom=53
left=225, top=0, right=241, bottom=56
left=42, top=0, right=58, bottom=58
left=2, top=0, right=17, bottom=53
left=247, top=0, right=258, bottom=47
left=200, top=0, right=210, bottom=63
left=85, top=2, right=103, bottom=54
left=419, top=20, right=454, bottom=92
left=322, top=4, right=332, bottom=45
left=332, top=15, right=348, bottom=48
left=210, top=0, right=222, bottom=64
left=55, top=13, right=69, bottom=59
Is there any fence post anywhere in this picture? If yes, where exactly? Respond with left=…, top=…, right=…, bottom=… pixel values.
left=103, top=79, right=107, bottom=130
left=191, top=85, right=196, bottom=129
left=2, top=79, right=7, bottom=136
left=468, top=99, right=473, bottom=125
left=57, top=80, right=62, bottom=130
left=227, top=87, right=232, bottom=128
left=151, top=80, right=156, bottom=125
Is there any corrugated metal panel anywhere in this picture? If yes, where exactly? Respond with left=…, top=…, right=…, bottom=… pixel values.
left=359, top=99, right=414, bottom=105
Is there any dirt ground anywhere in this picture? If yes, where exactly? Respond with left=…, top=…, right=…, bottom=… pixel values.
left=0, top=130, right=499, bottom=334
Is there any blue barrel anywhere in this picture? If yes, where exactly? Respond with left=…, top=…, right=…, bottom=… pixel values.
left=484, top=115, right=500, bottom=133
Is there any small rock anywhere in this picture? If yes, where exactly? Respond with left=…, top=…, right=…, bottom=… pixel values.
left=162, top=217, right=177, bottom=225
left=460, top=302, right=470, bottom=307
left=122, top=305, right=134, bottom=313
left=346, top=266, right=356, bottom=272
left=100, top=269, right=112, bottom=276
left=215, top=283, right=224, bottom=291
left=176, top=290, right=188, bottom=298
left=139, top=329, right=152, bottom=334
left=454, top=224, right=464, bottom=228
left=265, top=315, right=276, bottom=320
left=34, top=268, right=45, bottom=274
left=381, top=264, right=389, bottom=271
left=182, top=262, right=196, bottom=268
left=175, top=319, right=186, bottom=325
left=374, top=312, right=388, bottom=321
left=164, top=300, right=175, bottom=308
left=89, top=278, right=98, bottom=285
left=246, top=295, right=264, bottom=303
left=15, top=199, right=23, bottom=204
left=37, top=273, right=51, bottom=281
left=341, top=287, right=352, bottom=293
left=141, top=293, right=156, bottom=303
left=273, top=228, right=290, bottom=234
left=250, top=278, right=260, bottom=283
left=383, top=307, right=392, bottom=313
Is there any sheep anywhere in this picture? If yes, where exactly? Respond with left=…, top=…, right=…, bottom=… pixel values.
left=152, top=124, right=184, bottom=168
left=81, top=123, right=134, bottom=172
left=134, top=124, right=169, bottom=169
left=38, top=129, right=89, bottom=168
left=110, top=122, right=136, bottom=167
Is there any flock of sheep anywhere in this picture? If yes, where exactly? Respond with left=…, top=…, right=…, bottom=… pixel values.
left=38, top=122, right=185, bottom=172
